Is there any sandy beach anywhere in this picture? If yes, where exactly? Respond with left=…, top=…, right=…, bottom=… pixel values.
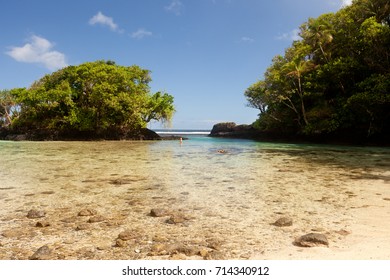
left=1, top=141, right=389, bottom=260
left=257, top=178, right=390, bottom=260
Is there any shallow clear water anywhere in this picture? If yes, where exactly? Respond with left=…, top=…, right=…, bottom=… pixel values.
left=1, top=137, right=390, bottom=259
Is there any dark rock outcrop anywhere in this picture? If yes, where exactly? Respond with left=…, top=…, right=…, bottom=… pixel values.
left=209, top=122, right=258, bottom=139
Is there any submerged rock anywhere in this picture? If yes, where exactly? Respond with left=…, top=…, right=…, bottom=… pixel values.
left=206, top=238, right=223, bottom=250
left=294, top=233, right=329, bottom=247
left=78, top=209, right=98, bottom=216
left=117, top=230, right=135, bottom=241
left=272, top=217, right=293, bottom=227
left=150, top=208, right=170, bottom=217
left=115, top=239, right=127, bottom=248
left=165, top=214, right=186, bottom=224
left=27, top=209, right=46, bottom=219
left=36, top=221, right=51, bottom=227
left=29, top=245, right=52, bottom=260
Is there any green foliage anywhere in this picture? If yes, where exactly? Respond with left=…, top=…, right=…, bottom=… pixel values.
left=4, top=61, right=175, bottom=135
left=245, top=0, right=390, bottom=141
left=0, top=88, right=24, bottom=127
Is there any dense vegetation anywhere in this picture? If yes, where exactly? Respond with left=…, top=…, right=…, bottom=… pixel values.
left=0, top=61, right=174, bottom=139
left=245, top=0, right=390, bottom=144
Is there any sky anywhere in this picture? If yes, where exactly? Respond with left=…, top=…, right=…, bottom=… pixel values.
left=1, top=0, right=351, bottom=130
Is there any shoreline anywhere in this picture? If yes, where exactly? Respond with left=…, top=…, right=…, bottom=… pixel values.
left=1, top=123, right=389, bottom=147
left=208, top=122, right=390, bottom=147
left=0, top=127, right=187, bottom=142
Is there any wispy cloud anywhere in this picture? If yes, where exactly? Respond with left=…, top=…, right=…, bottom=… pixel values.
left=276, top=29, right=301, bottom=41
left=240, top=36, right=255, bottom=43
left=6, top=35, right=68, bottom=70
left=131, top=28, right=153, bottom=39
left=165, top=0, right=184, bottom=15
left=89, top=11, right=121, bottom=32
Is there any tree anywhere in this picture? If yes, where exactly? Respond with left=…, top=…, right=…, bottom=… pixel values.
left=345, top=74, right=390, bottom=137
left=301, top=14, right=335, bottom=64
left=244, top=80, right=268, bottom=115
left=0, top=88, right=24, bottom=127
left=282, top=43, right=316, bottom=126
left=13, top=61, right=175, bottom=136
left=245, top=0, right=390, bottom=142
left=142, top=91, right=175, bottom=125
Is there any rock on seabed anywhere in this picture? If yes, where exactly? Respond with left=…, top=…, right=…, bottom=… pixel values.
left=150, top=208, right=170, bottom=217
left=294, top=233, right=329, bottom=247
left=27, top=209, right=46, bottom=219
left=29, top=245, right=52, bottom=260
left=272, top=217, right=293, bottom=227
left=78, top=209, right=98, bottom=216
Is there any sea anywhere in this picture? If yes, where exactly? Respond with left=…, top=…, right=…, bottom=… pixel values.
left=1, top=131, right=390, bottom=260
left=154, top=128, right=211, bottom=136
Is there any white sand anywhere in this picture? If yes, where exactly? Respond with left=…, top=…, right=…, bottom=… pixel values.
left=255, top=178, right=390, bottom=260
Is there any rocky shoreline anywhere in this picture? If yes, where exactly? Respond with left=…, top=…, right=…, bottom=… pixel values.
left=0, top=127, right=185, bottom=141
left=209, top=122, right=258, bottom=139
left=208, top=122, right=390, bottom=146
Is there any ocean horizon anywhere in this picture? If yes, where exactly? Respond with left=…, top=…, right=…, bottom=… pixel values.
left=153, top=128, right=211, bottom=135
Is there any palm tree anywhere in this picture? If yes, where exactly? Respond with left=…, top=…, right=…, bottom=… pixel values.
left=0, top=89, right=19, bottom=127
left=301, top=16, right=334, bottom=63
left=283, top=57, right=316, bottom=126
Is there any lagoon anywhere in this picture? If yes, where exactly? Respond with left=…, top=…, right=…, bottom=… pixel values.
left=1, top=137, right=390, bottom=259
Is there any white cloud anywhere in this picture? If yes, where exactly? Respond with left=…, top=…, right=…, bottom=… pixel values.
left=341, top=0, right=353, bottom=7
left=6, top=35, right=68, bottom=70
left=131, top=28, right=153, bottom=39
left=165, top=0, right=184, bottom=15
left=89, top=11, right=120, bottom=32
left=241, top=36, right=255, bottom=43
left=276, top=29, right=301, bottom=41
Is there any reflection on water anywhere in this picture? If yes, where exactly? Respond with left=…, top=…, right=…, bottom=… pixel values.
left=0, top=138, right=389, bottom=259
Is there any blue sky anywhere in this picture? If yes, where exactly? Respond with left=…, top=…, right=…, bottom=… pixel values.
left=1, top=0, right=351, bottom=129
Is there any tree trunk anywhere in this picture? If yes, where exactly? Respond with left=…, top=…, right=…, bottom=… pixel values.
left=297, top=74, right=309, bottom=126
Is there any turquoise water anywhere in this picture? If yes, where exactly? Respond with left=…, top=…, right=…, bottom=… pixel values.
left=1, top=138, right=390, bottom=259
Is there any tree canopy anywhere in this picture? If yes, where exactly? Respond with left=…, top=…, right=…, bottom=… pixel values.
left=245, top=0, right=390, bottom=143
left=1, top=61, right=175, bottom=139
